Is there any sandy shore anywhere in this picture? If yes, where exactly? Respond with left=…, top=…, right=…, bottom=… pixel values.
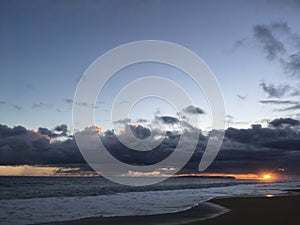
left=36, top=190, right=300, bottom=225
left=187, top=194, right=300, bottom=225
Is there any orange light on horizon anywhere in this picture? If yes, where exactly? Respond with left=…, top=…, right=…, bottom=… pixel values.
left=263, top=174, right=271, bottom=179
left=265, top=194, right=274, bottom=197
left=260, top=173, right=274, bottom=181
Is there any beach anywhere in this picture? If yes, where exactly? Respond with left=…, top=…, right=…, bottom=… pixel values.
left=2, top=177, right=299, bottom=225
left=188, top=194, right=300, bottom=225
left=37, top=190, right=300, bottom=225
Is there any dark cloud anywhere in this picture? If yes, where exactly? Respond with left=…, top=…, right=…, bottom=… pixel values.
left=269, top=118, right=300, bottom=127
left=54, top=124, right=68, bottom=136
left=38, top=127, right=53, bottom=137
left=204, top=118, right=300, bottom=176
left=187, top=120, right=299, bottom=176
left=127, top=124, right=151, bottom=140
left=260, top=82, right=290, bottom=98
left=38, top=124, right=69, bottom=138
left=0, top=124, right=84, bottom=165
left=182, top=105, right=205, bottom=115
left=225, top=119, right=299, bottom=144
left=253, top=24, right=285, bottom=60
left=0, top=118, right=300, bottom=177
left=0, top=125, right=27, bottom=137
left=155, top=116, right=180, bottom=124
left=215, top=120, right=300, bottom=175
left=259, top=100, right=298, bottom=104
left=0, top=101, right=5, bottom=105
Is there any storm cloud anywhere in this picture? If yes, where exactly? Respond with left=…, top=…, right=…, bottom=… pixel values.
left=155, top=116, right=180, bottom=125
left=269, top=118, right=300, bottom=127
left=0, top=117, right=299, bottom=177
left=0, top=124, right=84, bottom=165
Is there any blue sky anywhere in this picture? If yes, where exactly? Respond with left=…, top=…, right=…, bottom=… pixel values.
left=1, top=0, right=300, bottom=130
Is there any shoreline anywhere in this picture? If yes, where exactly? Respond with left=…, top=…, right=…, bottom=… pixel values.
left=35, top=201, right=228, bottom=225
left=186, top=192, right=300, bottom=225
left=35, top=189, right=300, bottom=225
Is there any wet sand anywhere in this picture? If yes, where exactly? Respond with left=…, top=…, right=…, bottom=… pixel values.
left=36, top=190, right=300, bottom=225
left=187, top=194, right=300, bottom=225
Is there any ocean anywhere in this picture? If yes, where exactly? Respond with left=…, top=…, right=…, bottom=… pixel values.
left=0, top=176, right=299, bottom=225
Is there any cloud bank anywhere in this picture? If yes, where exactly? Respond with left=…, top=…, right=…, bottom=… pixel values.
left=0, top=117, right=299, bottom=177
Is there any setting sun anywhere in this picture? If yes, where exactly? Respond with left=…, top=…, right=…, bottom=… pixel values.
left=262, top=174, right=272, bottom=180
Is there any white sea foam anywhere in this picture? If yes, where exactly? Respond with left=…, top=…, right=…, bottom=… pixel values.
left=0, top=181, right=299, bottom=225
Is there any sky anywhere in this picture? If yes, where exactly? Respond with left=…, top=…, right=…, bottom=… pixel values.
left=0, top=0, right=300, bottom=179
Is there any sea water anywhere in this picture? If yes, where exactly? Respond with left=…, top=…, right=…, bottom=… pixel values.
left=0, top=176, right=299, bottom=225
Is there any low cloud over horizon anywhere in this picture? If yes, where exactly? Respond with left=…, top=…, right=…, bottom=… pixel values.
left=0, top=116, right=299, bottom=178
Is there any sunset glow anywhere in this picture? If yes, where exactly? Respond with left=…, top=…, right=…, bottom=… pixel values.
left=263, top=174, right=271, bottom=180
left=260, top=173, right=274, bottom=181
left=0, top=166, right=99, bottom=177
left=0, top=167, right=281, bottom=180
left=265, top=194, right=274, bottom=197
left=0, top=167, right=273, bottom=180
